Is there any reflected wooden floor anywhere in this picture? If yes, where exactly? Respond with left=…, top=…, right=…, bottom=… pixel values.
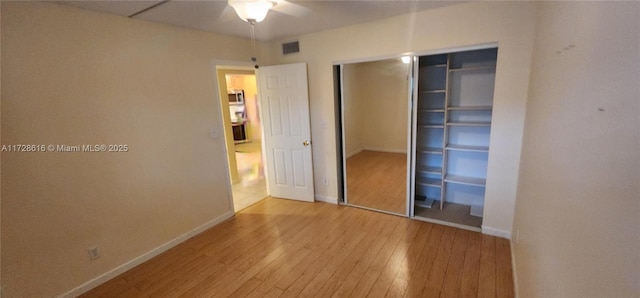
left=347, top=150, right=407, bottom=214
left=81, top=197, right=514, bottom=297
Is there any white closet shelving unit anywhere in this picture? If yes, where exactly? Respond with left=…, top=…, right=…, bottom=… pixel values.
left=412, top=48, right=498, bottom=229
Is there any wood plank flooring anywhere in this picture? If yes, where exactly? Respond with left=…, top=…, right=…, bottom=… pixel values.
left=81, top=197, right=513, bottom=297
left=346, top=150, right=407, bottom=214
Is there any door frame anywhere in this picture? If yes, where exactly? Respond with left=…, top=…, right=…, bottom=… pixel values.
left=211, top=60, right=269, bottom=213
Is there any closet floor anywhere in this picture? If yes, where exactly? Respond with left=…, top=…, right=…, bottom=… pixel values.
left=415, top=202, right=482, bottom=228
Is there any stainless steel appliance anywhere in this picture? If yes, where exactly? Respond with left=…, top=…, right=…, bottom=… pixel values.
left=228, top=91, right=248, bottom=143
left=228, top=89, right=244, bottom=105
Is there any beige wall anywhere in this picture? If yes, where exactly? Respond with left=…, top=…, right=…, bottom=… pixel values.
left=1, top=2, right=253, bottom=297
left=343, top=59, right=410, bottom=157
left=513, top=2, right=640, bottom=296
left=270, top=1, right=536, bottom=236
left=342, top=63, right=364, bottom=157
left=244, top=75, right=260, bottom=142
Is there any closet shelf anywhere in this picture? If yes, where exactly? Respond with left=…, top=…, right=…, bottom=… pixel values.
left=449, top=65, right=496, bottom=72
left=423, top=64, right=447, bottom=68
left=446, top=121, right=491, bottom=127
left=416, top=147, right=444, bottom=154
left=418, top=124, right=445, bottom=128
left=415, top=197, right=436, bottom=208
left=416, top=166, right=442, bottom=174
left=447, top=106, right=492, bottom=111
left=416, top=177, right=442, bottom=188
left=445, top=144, right=489, bottom=152
left=420, top=90, right=446, bottom=94
left=418, top=109, right=445, bottom=113
left=444, top=175, right=486, bottom=187
left=470, top=205, right=484, bottom=217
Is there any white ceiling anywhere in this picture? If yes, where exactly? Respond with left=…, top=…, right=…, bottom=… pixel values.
left=58, top=0, right=462, bottom=42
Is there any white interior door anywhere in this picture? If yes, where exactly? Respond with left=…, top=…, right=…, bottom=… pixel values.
left=257, top=63, right=315, bottom=202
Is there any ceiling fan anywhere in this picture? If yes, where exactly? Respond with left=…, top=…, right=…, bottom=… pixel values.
left=226, top=0, right=310, bottom=24
left=129, top=0, right=309, bottom=68
left=129, top=0, right=309, bottom=23
left=224, top=0, right=310, bottom=68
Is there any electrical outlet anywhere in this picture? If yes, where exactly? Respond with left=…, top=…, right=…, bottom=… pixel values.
left=323, top=177, right=329, bottom=185
left=88, top=246, right=100, bottom=261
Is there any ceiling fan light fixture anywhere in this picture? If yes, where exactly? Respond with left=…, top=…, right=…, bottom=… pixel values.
left=229, top=0, right=275, bottom=23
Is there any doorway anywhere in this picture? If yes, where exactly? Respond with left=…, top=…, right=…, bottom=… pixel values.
left=216, top=68, right=267, bottom=212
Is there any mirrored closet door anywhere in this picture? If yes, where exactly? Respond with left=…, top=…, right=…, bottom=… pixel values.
left=340, top=57, right=413, bottom=215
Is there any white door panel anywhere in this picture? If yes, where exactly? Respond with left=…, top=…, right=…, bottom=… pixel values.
left=258, top=63, right=314, bottom=202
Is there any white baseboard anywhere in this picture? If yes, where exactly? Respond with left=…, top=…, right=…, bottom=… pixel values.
left=345, top=148, right=364, bottom=159
left=364, top=147, right=406, bottom=154
left=315, top=195, right=338, bottom=205
left=59, top=210, right=235, bottom=298
left=346, top=148, right=406, bottom=159
left=481, top=226, right=511, bottom=239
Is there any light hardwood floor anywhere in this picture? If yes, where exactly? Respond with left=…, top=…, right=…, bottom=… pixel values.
left=81, top=198, right=514, bottom=297
left=346, top=151, right=407, bottom=214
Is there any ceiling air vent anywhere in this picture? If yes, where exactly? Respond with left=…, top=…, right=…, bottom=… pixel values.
left=282, top=41, right=300, bottom=55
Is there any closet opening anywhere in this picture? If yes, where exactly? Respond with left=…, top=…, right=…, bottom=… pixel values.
left=412, top=47, right=498, bottom=230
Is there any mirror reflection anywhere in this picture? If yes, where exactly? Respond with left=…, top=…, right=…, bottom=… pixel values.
left=342, top=57, right=411, bottom=215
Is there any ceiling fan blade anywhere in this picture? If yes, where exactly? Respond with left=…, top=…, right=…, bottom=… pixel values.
left=128, top=0, right=170, bottom=18
left=217, top=4, right=240, bottom=23
left=271, top=0, right=311, bottom=18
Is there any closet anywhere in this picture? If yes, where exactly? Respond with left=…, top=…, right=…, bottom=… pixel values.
left=337, top=46, right=499, bottom=231
left=411, top=48, right=498, bottom=229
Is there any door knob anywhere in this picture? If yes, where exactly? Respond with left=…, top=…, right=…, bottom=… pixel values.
left=303, top=140, right=310, bottom=147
